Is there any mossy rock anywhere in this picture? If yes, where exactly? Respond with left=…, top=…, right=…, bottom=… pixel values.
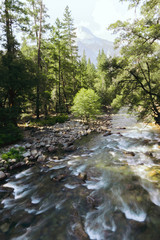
left=146, top=167, right=160, bottom=182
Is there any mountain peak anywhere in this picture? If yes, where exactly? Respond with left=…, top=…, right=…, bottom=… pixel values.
left=76, top=26, right=118, bottom=65
left=76, top=26, right=95, bottom=40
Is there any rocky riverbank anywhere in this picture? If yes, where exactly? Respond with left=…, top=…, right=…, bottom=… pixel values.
left=0, top=114, right=111, bottom=180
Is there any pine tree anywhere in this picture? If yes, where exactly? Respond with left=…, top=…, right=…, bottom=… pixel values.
left=0, top=0, right=35, bottom=125
left=61, top=6, right=80, bottom=111
left=26, top=0, right=50, bottom=118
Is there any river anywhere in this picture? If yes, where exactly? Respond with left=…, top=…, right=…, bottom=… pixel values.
left=1, top=108, right=160, bottom=240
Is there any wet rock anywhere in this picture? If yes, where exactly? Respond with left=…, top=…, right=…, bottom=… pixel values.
left=0, top=223, right=10, bottom=233
left=129, top=220, right=147, bottom=232
left=126, top=184, right=137, bottom=191
left=71, top=206, right=90, bottom=240
left=10, top=162, right=25, bottom=170
left=131, top=175, right=139, bottom=182
left=5, top=173, right=10, bottom=178
left=37, top=155, right=46, bottom=162
left=117, top=132, right=123, bottom=136
left=123, top=151, right=135, bottom=156
left=19, top=215, right=33, bottom=228
left=78, top=172, right=87, bottom=182
left=87, top=195, right=100, bottom=209
left=103, top=131, right=112, bottom=136
left=52, top=174, right=67, bottom=182
left=0, top=171, right=6, bottom=180
left=143, top=139, right=150, bottom=144
left=64, top=145, right=77, bottom=152
left=145, top=151, right=153, bottom=157
left=73, top=223, right=89, bottom=240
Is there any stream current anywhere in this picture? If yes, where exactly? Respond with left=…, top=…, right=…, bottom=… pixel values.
left=1, top=109, right=160, bottom=239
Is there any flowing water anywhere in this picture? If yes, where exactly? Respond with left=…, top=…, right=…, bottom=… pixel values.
left=1, top=109, right=160, bottom=240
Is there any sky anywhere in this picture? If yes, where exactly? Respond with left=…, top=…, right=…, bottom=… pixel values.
left=44, top=0, right=139, bottom=41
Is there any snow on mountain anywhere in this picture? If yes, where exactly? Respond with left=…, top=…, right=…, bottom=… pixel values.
left=76, top=26, right=118, bottom=65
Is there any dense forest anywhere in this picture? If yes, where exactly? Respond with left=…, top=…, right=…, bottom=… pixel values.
left=0, top=0, right=160, bottom=146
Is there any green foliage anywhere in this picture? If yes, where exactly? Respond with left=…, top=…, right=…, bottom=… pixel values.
left=111, top=95, right=123, bottom=112
left=71, top=88, right=101, bottom=120
left=0, top=125, right=23, bottom=147
left=29, top=114, right=69, bottom=126
left=1, top=147, right=25, bottom=161
left=107, top=0, right=160, bottom=123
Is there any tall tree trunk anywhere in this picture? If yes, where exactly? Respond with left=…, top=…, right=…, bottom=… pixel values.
left=58, top=50, right=61, bottom=112
left=36, top=0, right=43, bottom=119
left=5, top=0, right=11, bottom=53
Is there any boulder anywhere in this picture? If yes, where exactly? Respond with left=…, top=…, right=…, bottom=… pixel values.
left=0, top=171, right=6, bottom=180
left=37, top=155, right=46, bottom=162
left=31, top=149, right=38, bottom=158
left=23, top=151, right=30, bottom=158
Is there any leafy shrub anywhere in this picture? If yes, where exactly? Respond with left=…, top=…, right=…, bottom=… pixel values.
left=71, top=88, right=101, bottom=120
left=0, top=124, right=23, bottom=147
left=1, top=147, right=25, bottom=161
left=29, top=114, right=69, bottom=126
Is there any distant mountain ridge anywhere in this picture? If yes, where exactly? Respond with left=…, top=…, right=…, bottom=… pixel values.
left=76, top=26, right=118, bottom=65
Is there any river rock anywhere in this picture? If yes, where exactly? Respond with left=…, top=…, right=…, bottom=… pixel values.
left=103, top=131, right=112, bottom=136
left=78, top=172, right=87, bottom=182
left=48, top=146, right=57, bottom=153
left=52, top=174, right=67, bottom=182
left=8, top=159, right=16, bottom=163
left=25, top=143, right=32, bottom=149
left=145, top=151, right=153, bottom=157
left=73, top=223, right=89, bottom=240
left=31, top=149, right=38, bottom=157
left=64, top=145, right=77, bottom=152
left=37, top=155, right=46, bottom=162
left=0, top=171, right=6, bottom=180
left=129, top=220, right=147, bottom=232
left=39, top=142, right=46, bottom=147
left=10, top=162, right=25, bottom=170
left=123, top=151, right=135, bottom=156
left=23, top=151, right=30, bottom=158
left=5, top=173, right=10, bottom=178
left=14, top=144, right=21, bottom=148
left=0, top=223, right=10, bottom=233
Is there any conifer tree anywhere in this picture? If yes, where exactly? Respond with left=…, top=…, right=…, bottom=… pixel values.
left=61, top=6, right=79, bottom=111
left=0, top=0, right=35, bottom=125
left=26, top=0, right=50, bottom=118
